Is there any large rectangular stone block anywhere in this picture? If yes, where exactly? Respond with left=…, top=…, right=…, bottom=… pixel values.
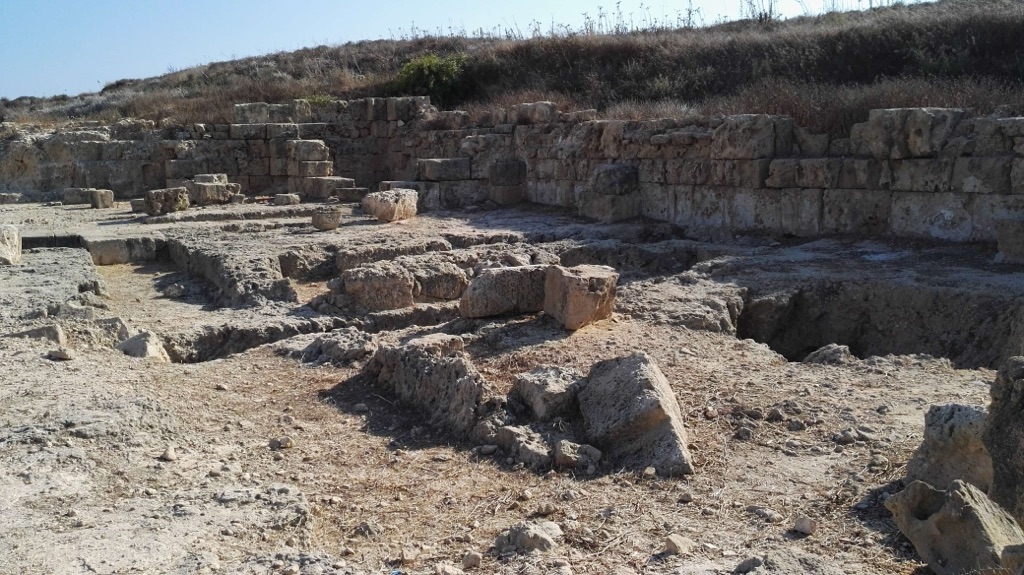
left=229, top=124, right=267, bottom=140
left=639, top=183, right=674, bottom=222
left=418, top=158, right=472, bottom=181
left=765, top=159, right=797, bottom=189
left=780, top=188, right=823, bottom=237
left=838, top=159, right=885, bottom=189
left=267, top=123, right=300, bottom=140
left=795, top=158, right=841, bottom=189
left=234, top=102, right=269, bottom=124
left=438, top=180, right=489, bottom=209
left=287, top=140, right=329, bottom=162
left=951, top=157, right=1012, bottom=194
left=711, top=115, right=778, bottom=159
left=664, top=159, right=710, bottom=185
left=890, top=192, right=972, bottom=241
left=890, top=159, right=954, bottom=192
left=578, top=192, right=639, bottom=223
left=686, top=186, right=732, bottom=231
left=291, top=161, right=333, bottom=178
left=971, top=195, right=1024, bottom=241
left=731, top=188, right=782, bottom=233
left=709, top=160, right=769, bottom=188
left=822, top=189, right=892, bottom=235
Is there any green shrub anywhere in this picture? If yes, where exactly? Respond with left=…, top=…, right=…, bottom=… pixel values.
left=394, top=53, right=469, bottom=106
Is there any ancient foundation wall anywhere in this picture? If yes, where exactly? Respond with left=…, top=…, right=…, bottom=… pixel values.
left=2, top=99, right=1024, bottom=243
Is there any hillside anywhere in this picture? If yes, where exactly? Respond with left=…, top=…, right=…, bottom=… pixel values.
left=3, top=0, right=1024, bottom=135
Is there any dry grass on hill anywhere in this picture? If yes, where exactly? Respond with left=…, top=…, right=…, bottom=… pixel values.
left=3, top=0, right=1024, bottom=135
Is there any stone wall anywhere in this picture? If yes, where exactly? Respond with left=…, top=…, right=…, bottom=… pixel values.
left=2, top=99, right=1024, bottom=243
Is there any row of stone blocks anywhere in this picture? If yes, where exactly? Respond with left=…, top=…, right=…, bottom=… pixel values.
left=378, top=158, right=528, bottom=210
left=63, top=187, right=115, bottom=208
left=233, top=97, right=431, bottom=125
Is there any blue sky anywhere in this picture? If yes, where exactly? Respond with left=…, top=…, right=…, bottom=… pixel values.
left=0, top=0, right=902, bottom=99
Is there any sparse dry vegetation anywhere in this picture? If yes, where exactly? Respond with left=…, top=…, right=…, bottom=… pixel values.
left=2, top=0, right=1024, bottom=134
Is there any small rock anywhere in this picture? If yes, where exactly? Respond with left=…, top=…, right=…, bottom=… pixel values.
left=47, top=348, right=74, bottom=361
left=214, top=383, right=228, bottom=391
left=664, top=534, right=695, bottom=555
left=401, top=547, right=419, bottom=565
left=270, top=436, right=295, bottom=449
left=478, top=444, right=498, bottom=456
left=734, top=427, right=753, bottom=441
left=793, top=516, right=818, bottom=535
left=282, top=565, right=300, bottom=575
left=766, top=408, right=784, bottom=423
left=834, top=429, right=857, bottom=445
left=353, top=403, right=370, bottom=414
left=678, top=491, right=694, bottom=504
left=734, top=556, right=764, bottom=574
left=462, top=551, right=482, bottom=569
left=434, top=564, right=465, bottom=575
left=159, top=445, right=177, bottom=462
left=642, top=466, right=657, bottom=479
left=787, top=420, right=807, bottom=432
left=704, top=407, right=719, bottom=420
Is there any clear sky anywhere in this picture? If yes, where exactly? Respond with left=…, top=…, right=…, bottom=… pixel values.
left=0, top=0, right=907, bottom=99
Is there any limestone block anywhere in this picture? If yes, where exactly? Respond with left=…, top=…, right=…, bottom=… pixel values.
left=509, top=101, right=559, bottom=124
left=765, top=159, right=797, bottom=189
left=406, top=261, right=468, bottom=301
left=192, top=182, right=238, bottom=206
left=730, top=188, right=782, bottom=233
left=193, top=173, right=228, bottom=184
left=972, top=196, right=1024, bottom=241
left=793, top=126, right=830, bottom=157
left=342, top=261, right=416, bottom=311
left=681, top=186, right=731, bottom=231
left=1011, top=158, right=1024, bottom=194
left=984, top=357, right=1024, bottom=524
left=311, top=209, right=343, bottom=231
left=779, top=188, right=823, bottom=237
left=337, top=188, right=370, bottom=202
left=287, top=140, right=329, bottom=162
left=996, top=118, right=1024, bottom=138
left=0, top=225, right=22, bottom=265
left=885, top=480, right=1024, bottom=575
left=165, top=159, right=203, bottom=180
left=90, top=189, right=114, bottom=209
left=640, top=183, right=674, bottom=222
left=489, top=184, right=526, bottom=206
left=796, top=158, right=841, bottom=189
left=380, top=181, right=441, bottom=211
left=274, top=194, right=300, bottom=205
left=907, top=404, right=992, bottom=492
left=664, top=159, right=710, bottom=185
left=711, top=114, right=777, bottom=160
left=512, top=366, right=585, bottom=421
left=267, top=123, right=299, bottom=140
left=437, top=180, right=489, bottom=210
left=850, top=108, right=911, bottom=159
left=291, top=161, right=333, bottom=178
left=144, top=187, right=190, bottom=216
left=838, top=159, right=885, bottom=189
left=63, top=187, right=93, bottom=205
left=302, top=176, right=356, bottom=199
left=544, top=265, right=618, bottom=330
left=821, top=189, right=892, bottom=235
left=418, top=158, right=472, bottom=181
left=117, top=331, right=170, bottom=362
left=578, top=352, right=694, bottom=475
left=553, top=440, right=602, bottom=470
left=578, top=192, right=639, bottom=223
left=488, top=160, right=527, bottom=186
left=459, top=265, right=548, bottom=318
left=129, top=198, right=146, bottom=213
left=297, top=123, right=327, bottom=139
left=366, top=334, right=488, bottom=435
left=361, top=189, right=417, bottom=222
left=997, top=219, right=1024, bottom=263
left=709, top=160, right=770, bottom=188
left=229, top=124, right=267, bottom=140
left=495, top=425, right=552, bottom=469
left=234, top=102, right=269, bottom=124
left=890, top=159, right=954, bottom=192
left=590, top=163, right=639, bottom=196
left=950, top=157, right=1012, bottom=194
left=904, top=108, right=965, bottom=158
left=890, top=192, right=972, bottom=241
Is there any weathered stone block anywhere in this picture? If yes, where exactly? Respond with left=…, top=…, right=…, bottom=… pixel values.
left=544, top=265, right=618, bottom=330
left=904, top=108, right=965, bottom=158
left=0, top=225, right=21, bottom=265
left=951, top=157, right=1012, bottom=194
left=709, top=160, right=770, bottom=188
left=274, top=193, right=300, bottom=205
left=490, top=184, right=525, bottom=206
left=144, top=187, right=190, bottom=216
left=664, top=159, right=710, bottom=185
left=287, top=140, right=329, bottom=162
left=590, top=163, right=639, bottom=196
left=229, top=124, right=267, bottom=140
left=488, top=160, right=527, bottom=186
left=579, top=352, right=694, bottom=476
left=512, top=366, right=585, bottom=422
left=821, top=189, right=892, bottom=235
left=343, top=261, right=415, bottom=311
left=793, top=126, right=830, bottom=157
left=460, top=265, right=548, bottom=318
left=192, top=182, right=237, bottom=206
left=418, top=158, right=472, bottom=181
left=1012, top=158, right=1024, bottom=194
left=779, top=188, right=823, bottom=237
left=972, top=196, right=1024, bottom=241
left=890, top=192, right=972, bottom=241
left=850, top=108, right=912, bottom=159
left=578, top=192, right=639, bottom=223
left=266, top=123, right=299, bottom=140
left=889, top=159, right=954, bottom=192
left=640, top=183, right=674, bottom=222
left=439, top=180, right=489, bottom=209
left=90, top=188, right=114, bottom=209
left=796, top=158, right=841, bottom=189
left=302, top=176, right=356, bottom=199
left=711, top=114, right=777, bottom=160
left=311, top=209, right=343, bottom=231
left=983, top=357, right=1024, bottom=525
left=292, top=161, right=333, bottom=178
left=996, top=220, right=1024, bottom=263
left=193, top=173, right=228, bottom=184
left=765, top=159, right=797, bottom=189
left=838, top=159, right=885, bottom=189
left=362, top=189, right=417, bottom=222
left=337, top=188, right=370, bottom=202
left=63, top=187, right=93, bottom=205
left=234, top=102, right=269, bottom=124
left=509, top=101, right=559, bottom=124
left=885, top=480, right=1024, bottom=575
left=907, top=404, right=992, bottom=493
left=730, top=188, right=782, bottom=233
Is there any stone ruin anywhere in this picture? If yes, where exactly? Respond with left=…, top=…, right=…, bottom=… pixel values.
left=6, top=96, right=1024, bottom=573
